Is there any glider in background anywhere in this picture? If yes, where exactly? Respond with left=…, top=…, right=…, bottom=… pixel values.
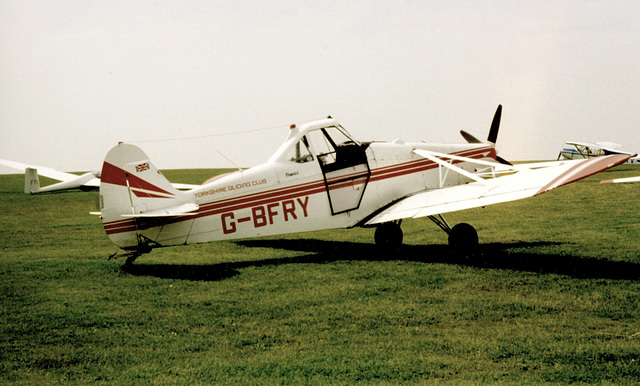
left=558, top=141, right=640, bottom=164
left=95, top=106, right=632, bottom=263
left=0, top=159, right=101, bottom=194
left=0, top=158, right=198, bottom=194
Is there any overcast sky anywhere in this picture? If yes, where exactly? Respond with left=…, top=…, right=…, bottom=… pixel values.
left=1, top=0, right=639, bottom=174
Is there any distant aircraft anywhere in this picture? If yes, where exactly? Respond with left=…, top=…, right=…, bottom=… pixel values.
left=558, top=141, right=640, bottom=164
left=95, top=105, right=632, bottom=264
left=601, top=176, right=640, bottom=184
left=0, top=158, right=198, bottom=194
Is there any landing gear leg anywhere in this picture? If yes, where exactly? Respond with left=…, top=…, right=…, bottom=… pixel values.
left=108, top=249, right=143, bottom=267
left=374, top=221, right=403, bottom=250
left=108, top=234, right=156, bottom=266
left=428, top=215, right=479, bottom=255
left=125, top=251, right=143, bottom=266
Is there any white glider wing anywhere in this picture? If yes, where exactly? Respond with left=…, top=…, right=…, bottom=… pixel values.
left=0, top=158, right=100, bottom=186
left=601, top=176, right=640, bottom=184
left=0, top=158, right=100, bottom=193
left=0, top=158, right=198, bottom=193
left=365, top=153, right=631, bottom=225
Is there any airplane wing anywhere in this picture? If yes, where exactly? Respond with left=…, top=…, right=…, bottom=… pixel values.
left=365, top=153, right=631, bottom=225
left=601, top=176, right=640, bottom=184
left=120, top=203, right=199, bottom=218
left=0, top=158, right=198, bottom=193
left=0, top=158, right=98, bottom=184
left=171, top=183, right=200, bottom=190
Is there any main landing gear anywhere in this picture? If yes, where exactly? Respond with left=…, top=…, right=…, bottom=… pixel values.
left=374, top=220, right=404, bottom=249
left=374, top=214, right=479, bottom=254
left=447, top=223, right=479, bottom=255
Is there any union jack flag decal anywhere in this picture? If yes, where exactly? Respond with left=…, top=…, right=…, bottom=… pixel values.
left=136, top=162, right=150, bottom=172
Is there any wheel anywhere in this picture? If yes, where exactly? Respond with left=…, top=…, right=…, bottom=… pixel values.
left=374, top=222, right=403, bottom=250
left=448, top=223, right=478, bottom=255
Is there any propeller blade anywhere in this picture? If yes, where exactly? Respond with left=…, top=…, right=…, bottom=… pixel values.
left=463, top=105, right=512, bottom=166
left=487, top=104, right=502, bottom=144
left=460, top=130, right=483, bottom=144
left=496, top=156, right=513, bottom=166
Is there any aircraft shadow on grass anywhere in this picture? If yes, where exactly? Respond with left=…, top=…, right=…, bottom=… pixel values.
left=121, top=239, right=640, bottom=282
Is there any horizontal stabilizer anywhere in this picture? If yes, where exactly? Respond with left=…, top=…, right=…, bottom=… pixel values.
left=172, top=183, right=200, bottom=191
left=120, top=203, right=199, bottom=218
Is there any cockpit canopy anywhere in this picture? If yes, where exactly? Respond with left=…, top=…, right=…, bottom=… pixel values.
left=271, top=119, right=366, bottom=171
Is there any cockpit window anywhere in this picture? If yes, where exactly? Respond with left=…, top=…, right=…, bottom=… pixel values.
left=306, top=129, right=335, bottom=165
left=306, top=126, right=357, bottom=166
left=286, top=136, right=313, bottom=163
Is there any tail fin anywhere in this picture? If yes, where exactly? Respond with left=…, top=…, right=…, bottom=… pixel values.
left=25, top=167, right=98, bottom=194
left=99, top=143, right=195, bottom=250
left=24, top=168, right=40, bottom=194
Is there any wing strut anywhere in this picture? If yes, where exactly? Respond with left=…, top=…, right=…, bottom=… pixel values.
left=413, top=149, right=486, bottom=185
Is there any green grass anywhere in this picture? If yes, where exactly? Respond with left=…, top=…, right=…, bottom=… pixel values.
left=1, top=165, right=640, bottom=384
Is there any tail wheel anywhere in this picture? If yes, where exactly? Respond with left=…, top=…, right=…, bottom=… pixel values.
left=374, top=222, right=403, bottom=250
left=448, top=223, right=478, bottom=254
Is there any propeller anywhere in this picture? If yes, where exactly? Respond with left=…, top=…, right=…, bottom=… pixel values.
left=487, top=104, right=502, bottom=144
left=460, top=130, right=483, bottom=144
left=460, top=104, right=512, bottom=166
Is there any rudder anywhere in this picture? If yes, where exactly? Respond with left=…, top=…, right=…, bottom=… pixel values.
left=99, top=143, right=186, bottom=250
left=24, top=168, right=40, bottom=194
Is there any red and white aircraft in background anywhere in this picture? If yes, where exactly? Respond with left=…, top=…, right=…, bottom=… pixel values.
left=557, top=141, right=640, bottom=184
left=96, top=106, right=631, bottom=263
left=559, top=141, right=640, bottom=164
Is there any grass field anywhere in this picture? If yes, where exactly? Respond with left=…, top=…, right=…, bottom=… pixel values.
left=1, top=165, right=640, bottom=384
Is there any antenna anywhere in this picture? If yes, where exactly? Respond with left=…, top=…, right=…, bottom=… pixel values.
left=214, top=149, right=243, bottom=172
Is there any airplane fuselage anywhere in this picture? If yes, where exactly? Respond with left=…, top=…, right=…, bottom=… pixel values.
left=102, top=118, right=496, bottom=250
left=184, top=143, right=493, bottom=242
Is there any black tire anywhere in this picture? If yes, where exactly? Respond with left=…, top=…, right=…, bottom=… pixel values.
left=448, top=223, right=478, bottom=255
left=374, top=222, right=403, bottom=250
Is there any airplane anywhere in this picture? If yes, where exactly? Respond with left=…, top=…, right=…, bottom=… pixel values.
left=601, top=176, right=640, bottom=184
left=0, top=158, right=198, bottom=194
left=96, top=105, right=632, bottom=264
left=558, top=141, right=640, bottom=164
left=0, top=159, right=101, bottom=194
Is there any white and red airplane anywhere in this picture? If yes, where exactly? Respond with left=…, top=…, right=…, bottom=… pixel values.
left=558, top=142, right=640, bottom=184
left=97, top=106, right=632, bottom=263
left=558, top=141, right=640, bottom=164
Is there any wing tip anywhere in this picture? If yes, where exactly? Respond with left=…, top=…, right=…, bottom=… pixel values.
left=535, top=154, right=632, bottom=195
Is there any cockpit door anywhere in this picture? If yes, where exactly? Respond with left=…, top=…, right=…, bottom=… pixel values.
left=306, top=126, right=370, bottom=215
